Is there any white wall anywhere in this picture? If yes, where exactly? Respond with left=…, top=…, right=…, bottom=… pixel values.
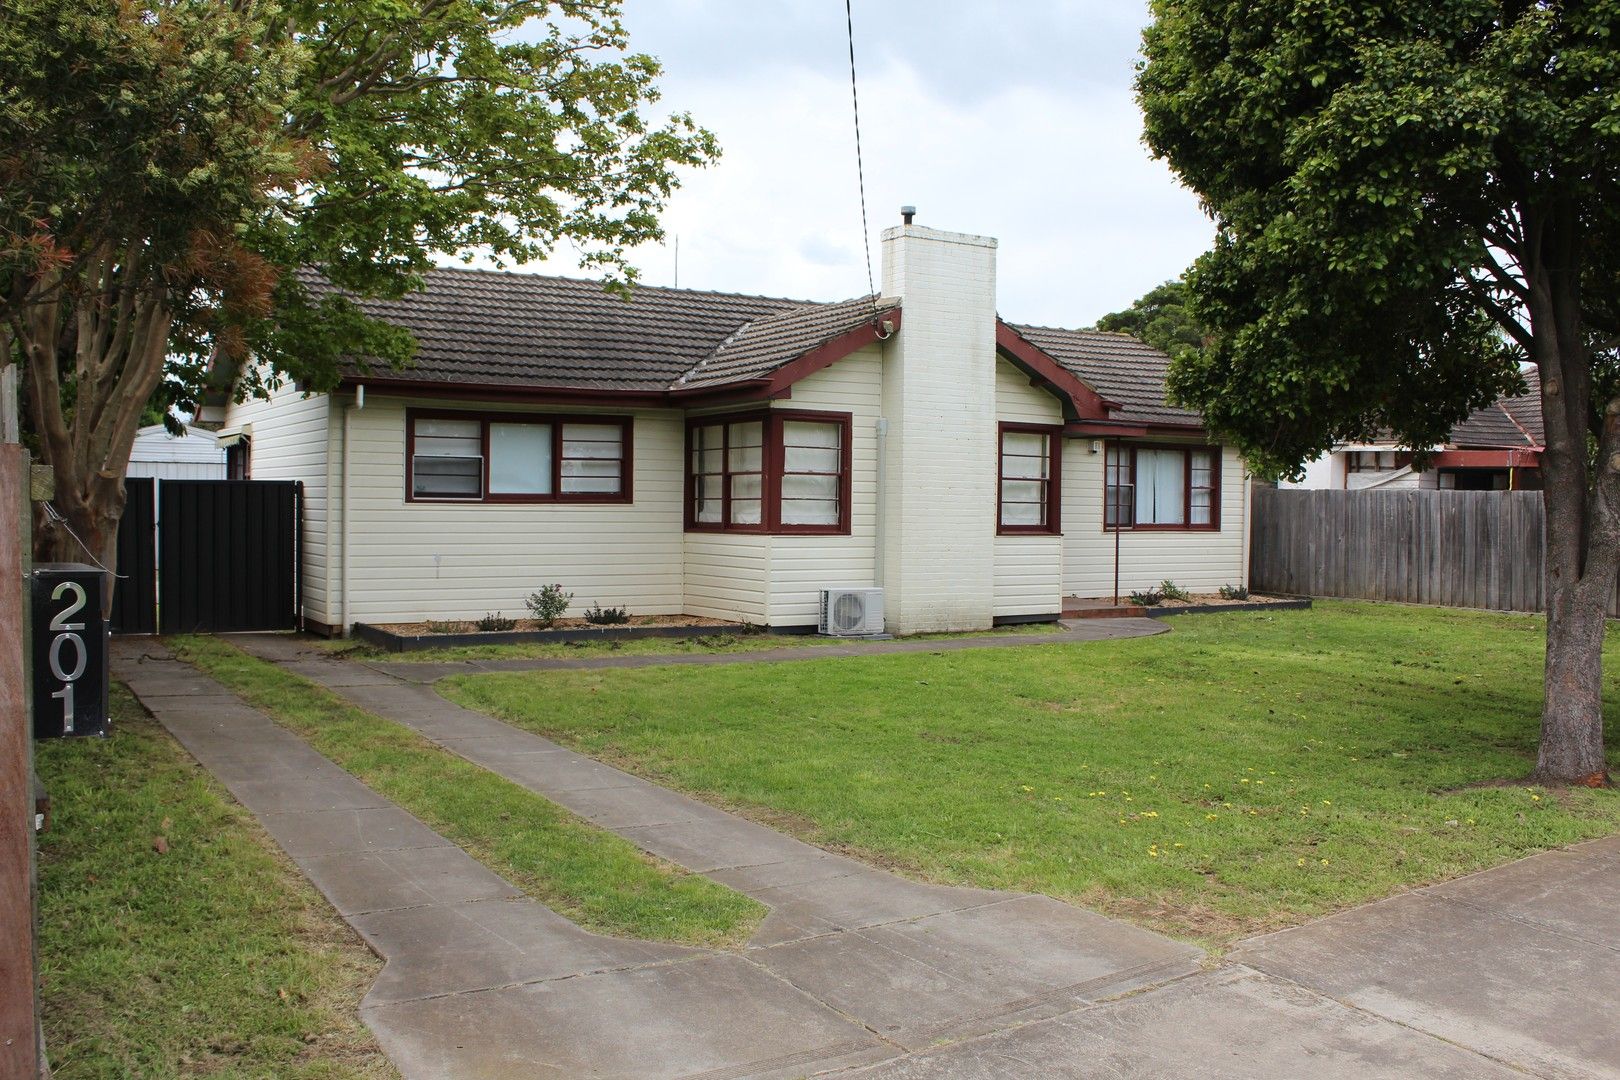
left=335, top=397, right=685, bottom=626
left=128, top=424, right=227, bottom=480
left=219, top=381, right=332, bottom=624
left=992, top=358, right=1064, bottom=619
left=766, top=346, right=884, bottom=626
left=1063, top=441, right=1249, bottom=597
left=879, top=224, right=1000, bottom=633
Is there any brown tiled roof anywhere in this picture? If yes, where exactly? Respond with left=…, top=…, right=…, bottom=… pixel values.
left=300, top=266, right=890, bottom=393
left=676, top=294, right=899, bottom=389
left=1449, top=367, right=1543, bottom=449
left=1004, top=324, right=1201, bottom=427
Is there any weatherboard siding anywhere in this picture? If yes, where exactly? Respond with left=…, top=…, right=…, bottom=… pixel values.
left=764, top=346, right=883, bottom=626
left=338, top=398, right=686, bottom=626
left=993, top=358, right=1064, bottom=619
left=1062, top=441, right=1249, bottom=597
left=220, top=380, right=333, bottom=625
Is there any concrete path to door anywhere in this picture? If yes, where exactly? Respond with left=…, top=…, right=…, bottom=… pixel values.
left=120, top=628, right=1620, bottom=1078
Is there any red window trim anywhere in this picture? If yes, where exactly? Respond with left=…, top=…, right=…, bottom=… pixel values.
left=684, top=409, right=853, bottom=536
left=997, top=422, right=1063, bottom=535
left=1102, top=441, right=1221, bottom=532
left=405, top=408, right=634, bottom=504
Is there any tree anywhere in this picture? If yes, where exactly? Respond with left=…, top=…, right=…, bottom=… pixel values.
left=1094, top=278, right=1207, bottom=360
left=2, top=0, right=716, bottom=578
left=1139, top=2, right=1619, bottom=785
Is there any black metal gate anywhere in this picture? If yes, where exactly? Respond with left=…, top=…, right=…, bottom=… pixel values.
left=110, top=478, right=157, bottom=635
left=110, top=479, right=301, bottom=634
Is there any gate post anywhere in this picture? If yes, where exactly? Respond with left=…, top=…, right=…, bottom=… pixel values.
left=0, top=442, right=43, bottom=1077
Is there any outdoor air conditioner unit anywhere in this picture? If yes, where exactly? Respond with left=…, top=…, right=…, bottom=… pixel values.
left=819, top=587, right=886, bottom=637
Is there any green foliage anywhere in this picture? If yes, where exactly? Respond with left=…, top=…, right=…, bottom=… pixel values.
left=1137, top=1, right=1620, bottom=479
left=1129, top=588, right=1164, bottom=607
left=36, top=688, right=388, bottom=1077
left=3, top=0, right=719, bottom=413
left=1219, top=583, right=1250, bottom=601
left=475, top=611, right=516, bottom=632
left=425, top=618, right=463, bottom=634
left=1159, top=580, right=1192, bottom=602
left=525, top=583, right=573, bottom=626
left=442, top=602, right=1620, bottom=945
left=1094, top=278, right=1206, bottom=360
left=583, top=602, right=630, bottom=625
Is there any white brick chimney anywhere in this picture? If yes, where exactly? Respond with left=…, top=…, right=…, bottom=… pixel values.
left=878, top=220, right=999, bottom=632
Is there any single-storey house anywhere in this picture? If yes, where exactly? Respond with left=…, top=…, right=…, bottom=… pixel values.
left=214, top=218, right=1253, bottom=636
left=1280, top=372, right=1543, bottom=492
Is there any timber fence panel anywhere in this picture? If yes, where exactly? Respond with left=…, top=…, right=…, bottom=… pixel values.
left=1250, top=487, right=1567, bottom=614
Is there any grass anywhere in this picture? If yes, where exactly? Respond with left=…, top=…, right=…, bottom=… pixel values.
left=171, top=636, right=763, bottom=948
left=313, top=622, right=1060, bottom=663
left=441, top=600, right=1620, bottom=946
left=35, top=685, right=393, bottom=1080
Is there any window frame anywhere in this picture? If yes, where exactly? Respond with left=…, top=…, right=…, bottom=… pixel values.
left=1102, top=441, right=1221, bottom=533
left=996, top=422, right=1063, bottom=535
left=684, top=409, right=853, bottom=536
left=405, top=408, right=634, bottom=505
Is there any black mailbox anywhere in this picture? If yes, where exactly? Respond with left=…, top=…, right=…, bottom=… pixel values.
left=32, top=563, right=110, bottom=739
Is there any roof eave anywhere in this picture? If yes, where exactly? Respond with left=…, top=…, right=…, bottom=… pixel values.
left=993, top=321, right=1118, bottom=422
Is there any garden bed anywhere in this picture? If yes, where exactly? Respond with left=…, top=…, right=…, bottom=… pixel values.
left=1139, top=594, right=1311, bottom=618
left=353, top=614, right=752, bottom=653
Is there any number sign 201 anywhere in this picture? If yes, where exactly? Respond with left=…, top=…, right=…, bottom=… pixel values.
left=48, top=581, right=89, bottom=732
left=32, top=567, right=108, bottom=739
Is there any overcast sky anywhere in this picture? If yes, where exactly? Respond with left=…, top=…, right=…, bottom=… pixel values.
left=516, top=2, right=1214, bottom=328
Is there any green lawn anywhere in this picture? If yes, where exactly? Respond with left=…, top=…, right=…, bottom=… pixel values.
left=442, top=601, right=1620, bottom=945
left=173, top=637, right=763, bottom=948
left=36, top=686, right=393, bottom=1079
left=316, top=622, right=1059, bottom=663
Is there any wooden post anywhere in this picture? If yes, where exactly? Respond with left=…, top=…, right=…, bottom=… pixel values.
left=0, top=442, right=40, bottom=1078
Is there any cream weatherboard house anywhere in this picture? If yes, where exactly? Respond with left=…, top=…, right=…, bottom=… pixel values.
left=215, top=221, right=1253, bottom=636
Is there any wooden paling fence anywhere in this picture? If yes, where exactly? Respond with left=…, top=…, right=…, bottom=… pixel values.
left=1248, top=486, right=1595, bottom=615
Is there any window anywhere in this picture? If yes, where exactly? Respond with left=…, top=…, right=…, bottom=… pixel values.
left=407, top=411, right=630, bottom=502
left=1346, top=450, right=1401, bottom=473
left=686, top=411, right=851, bottom=534
left=1104, top=443, right=1220, bottom=530
left=998, top=424, right=1061, bottom=533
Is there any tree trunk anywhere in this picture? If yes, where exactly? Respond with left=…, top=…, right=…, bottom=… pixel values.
left=1528, top=207, right=1613, bottom=787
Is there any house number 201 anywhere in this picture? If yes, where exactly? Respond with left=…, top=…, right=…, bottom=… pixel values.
left=47, top=580, right=89, bottom=733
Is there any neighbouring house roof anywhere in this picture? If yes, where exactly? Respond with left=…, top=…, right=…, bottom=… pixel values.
left=1449, top=367, right=1542, bottom=449
left=301, top=266, right=896, bottom=396
left=1003, top=325, right=1202, bottom=428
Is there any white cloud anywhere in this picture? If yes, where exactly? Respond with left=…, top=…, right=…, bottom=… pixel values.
left=495, top=3, right=1215, bottom=327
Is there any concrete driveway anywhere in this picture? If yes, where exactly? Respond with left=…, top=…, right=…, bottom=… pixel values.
left=118, top=634, right=1620, bottom=1078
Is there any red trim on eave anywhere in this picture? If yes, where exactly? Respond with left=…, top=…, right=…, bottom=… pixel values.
left=1432, top=448, right=1542, bottom=469
left=995, top=321, right=1117, bottom=422
left=758, top=310, right=902, bottom=397
left=1064, top=419, right=1208, bottom=438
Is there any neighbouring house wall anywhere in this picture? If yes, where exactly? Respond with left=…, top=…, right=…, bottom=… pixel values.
left=127, top=425, right=227, bottom=480
left=765, top=346, right=883, bottom=627
left=336, top=397, right=685, bottom=626
left=1062, top=441, right=1249, bottom=597
left=879, top=224, right=1000, bottom=633
left=219, top=380, right=332, bottom=625
left=992, top=357, right=1064, bottom=619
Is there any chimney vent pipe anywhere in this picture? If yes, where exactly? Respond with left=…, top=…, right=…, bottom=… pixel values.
left=900, top=205, right=916, bottom=225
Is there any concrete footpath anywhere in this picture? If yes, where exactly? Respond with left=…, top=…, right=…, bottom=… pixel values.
left=119, top=632, right=1620, bottom=1078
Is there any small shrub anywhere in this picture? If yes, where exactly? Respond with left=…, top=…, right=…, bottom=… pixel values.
left=1219, top=584, right=1250, bottom=601
left=1129, top=589, right=1163, bottom=607
left=525, top=583, right=573, bottom=627
left=1159, top=580, right=1191, bottom=602
left=425, top=619, right=462, bottom=635
left=584, top=603, right=630, bottom=626
left=476, top=612, right=516, bottom=632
